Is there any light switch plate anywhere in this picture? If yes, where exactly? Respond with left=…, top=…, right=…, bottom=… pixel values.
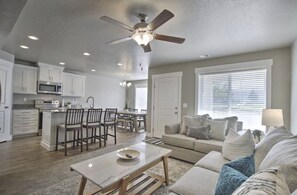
left=182, top=103, right=187, bottom=108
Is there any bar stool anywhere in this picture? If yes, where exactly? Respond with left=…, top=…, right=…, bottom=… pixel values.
left=55, top=109, right=84, bottom=156
left=101, top=108, right=117, bottom=144
left=82, top=108, right=103, bottom=150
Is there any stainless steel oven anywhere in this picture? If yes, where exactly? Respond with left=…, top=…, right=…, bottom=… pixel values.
left=37, top=81, right=62, bottom=95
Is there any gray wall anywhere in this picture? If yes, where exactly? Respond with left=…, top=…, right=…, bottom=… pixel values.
left=291, top=39, right=297, bottom=134
left=147, top=47, right=291, bottom=134
left=13, top=73, right=126, bottom=110
left=126, top=80, right=148, bottom=109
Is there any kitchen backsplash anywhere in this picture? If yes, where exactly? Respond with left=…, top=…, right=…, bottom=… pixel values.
left=13, top=94, right=82, bottom=107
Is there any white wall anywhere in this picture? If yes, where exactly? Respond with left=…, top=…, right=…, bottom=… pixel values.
left=291, top=38, right=297, bottom=134
left=13, top=73, right=126, bottom=110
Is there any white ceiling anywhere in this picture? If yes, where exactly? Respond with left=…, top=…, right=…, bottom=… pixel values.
left=1, top=0, right=297, bottom=80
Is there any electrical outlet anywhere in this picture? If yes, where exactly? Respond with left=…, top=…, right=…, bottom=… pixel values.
left=182, top=103, right=187, bottom=108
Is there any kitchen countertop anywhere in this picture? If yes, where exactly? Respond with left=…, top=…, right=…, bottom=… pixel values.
left=42, top=107, right=89, bottom=113
left=13, top=104, right=37, bottom=110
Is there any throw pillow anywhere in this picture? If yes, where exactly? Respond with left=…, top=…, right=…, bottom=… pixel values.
left=222, top=129, right=255, bottom=161
left=215, top=165, right=248, bottom=195
left=233, top=167, right=291, bottom=195
left=254, top=126, right=293, bottom=169
left=187, top=125, right=210, bottom=140
left=213, top=116, right=238, bottom=136
left=208, top=119, right=228, bottom=141
left=180, top=114, right=209, bottom=134
left=258, top=136, right=297, bottom=192
left=226, top=155, right=255, bottom=177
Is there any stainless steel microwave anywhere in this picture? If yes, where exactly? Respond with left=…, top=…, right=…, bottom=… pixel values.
left=37, top=81, right=62, bottom=95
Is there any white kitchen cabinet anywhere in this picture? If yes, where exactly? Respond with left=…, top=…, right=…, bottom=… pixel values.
left=13, top=64, right=38, bottom=94
left=0, top=58, right=13, bottom=142
left=62, top=73, right=85, bottom=97
left=38, top=62, right=64, bottom=83
left=13, top=109, right=39, bottom=136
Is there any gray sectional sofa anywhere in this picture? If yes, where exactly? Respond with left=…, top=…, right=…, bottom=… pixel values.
left=162, top=122, right=242, bottom=163
left=166, top=126, right=297, bottom=195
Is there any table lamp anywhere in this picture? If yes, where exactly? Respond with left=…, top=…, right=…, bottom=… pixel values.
left=262, top=109, right=284, bottom=133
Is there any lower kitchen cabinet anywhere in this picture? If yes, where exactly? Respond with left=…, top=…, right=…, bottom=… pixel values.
left=13, top=109, right=39, bottom=136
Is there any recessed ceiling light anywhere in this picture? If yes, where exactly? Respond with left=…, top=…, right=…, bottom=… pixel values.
left=83, top=52, right=90, bottom=56
left=20, top=45, right=29, bottom=49
left=117, top=63, right=123, bottom=66
left=200, top=54, right=210, bottom=58
left=91, top=69, right=96, bottom=72
left=28, top=36, right=39, bottom=40
left=59, top=62, right=65, bottom=65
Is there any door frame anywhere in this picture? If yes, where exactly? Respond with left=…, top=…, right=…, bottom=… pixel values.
left=151, top=72, right=182, bottom=137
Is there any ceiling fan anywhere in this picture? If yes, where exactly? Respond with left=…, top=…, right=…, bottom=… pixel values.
left=100, top=9, right=185, bottom=52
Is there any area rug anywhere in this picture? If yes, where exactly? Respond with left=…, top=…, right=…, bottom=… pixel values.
left=31, top=158, right=192, bottom=195
left=143, top=137, right=164, bottom=146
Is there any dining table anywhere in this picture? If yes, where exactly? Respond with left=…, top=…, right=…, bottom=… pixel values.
left=117, top=110, right=147, bottom=132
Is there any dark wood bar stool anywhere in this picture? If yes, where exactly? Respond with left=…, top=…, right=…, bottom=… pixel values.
left=82, top=108, right=103, bottom=150
left=55, top=109, right=84, bottom=156
left=101, top=108, right=117, bottom=145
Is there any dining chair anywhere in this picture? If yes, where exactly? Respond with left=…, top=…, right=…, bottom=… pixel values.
left=56, top=109, right=84, bottom=156
left=82, top=108, right=103, bottom=150
left=138, top=109, right=147, bottom=130
left=101, top=108, right=117, bottom=145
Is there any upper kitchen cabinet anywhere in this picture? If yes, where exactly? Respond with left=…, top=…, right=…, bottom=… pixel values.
left=38, top=62, right=64, bottom=83
left=13, top=64, right=38, bottom=94
left=62, top=73, right=85, bottom=97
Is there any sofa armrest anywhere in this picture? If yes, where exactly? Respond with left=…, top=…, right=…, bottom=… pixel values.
left=165, top=123, right=180, bottom=134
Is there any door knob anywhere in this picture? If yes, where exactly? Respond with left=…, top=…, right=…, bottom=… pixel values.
left=4, top=106, right=9, bottom=109
left=174, top=112, right=178, bottom=114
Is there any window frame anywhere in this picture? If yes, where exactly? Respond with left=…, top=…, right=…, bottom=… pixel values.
left=195, top=59, right=273, bottom=124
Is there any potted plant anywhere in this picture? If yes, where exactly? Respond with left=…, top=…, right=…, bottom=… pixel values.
left=252, top=129, right=263, bottom=142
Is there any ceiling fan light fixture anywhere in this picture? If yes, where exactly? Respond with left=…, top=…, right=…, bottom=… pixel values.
left=132, top=30, right=154, bottom=46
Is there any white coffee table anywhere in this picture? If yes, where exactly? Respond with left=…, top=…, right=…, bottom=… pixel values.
left=70, top=143, right=172, bottom=195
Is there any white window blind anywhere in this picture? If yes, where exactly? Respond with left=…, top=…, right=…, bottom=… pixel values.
left=198, top=69, right=267, bottom=130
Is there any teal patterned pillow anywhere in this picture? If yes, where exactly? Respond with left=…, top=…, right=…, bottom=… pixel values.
left=226, top=155, right=255, bottom=177
left=215, top=155, right=255, bottom=195
left=215, top=165, right=248, bottom=195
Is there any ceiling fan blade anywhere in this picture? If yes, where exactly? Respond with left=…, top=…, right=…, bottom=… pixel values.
left=147, top=9, right=174, bottom=31
left=154, top=34, right=185, bottom=44
left=100, top=16, right=134, bottom=32
left=107, top=36, right=132, bottom=45
left=142, top=43, right=152, bottom=53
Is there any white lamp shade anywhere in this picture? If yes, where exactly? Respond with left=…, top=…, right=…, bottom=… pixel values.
left=262, top=109, right=284, bottom=127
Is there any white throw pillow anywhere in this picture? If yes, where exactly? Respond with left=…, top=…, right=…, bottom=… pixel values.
left=254, top=126, right=292, bottom=169
left=258, top=136, right=297, bottom=192
left=232, top=167, right=291, bottom=195
left=223, top=129, right=255, bottom=161
left=180, top=114, right=209, bottom=134
left=208, top=119, right=228, bottom=141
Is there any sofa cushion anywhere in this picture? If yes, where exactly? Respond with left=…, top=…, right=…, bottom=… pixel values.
left=180, top=114, right=209, bottom=134
left=213, top=116, right=238, bottom=135
left=208, top=119, right=228, bottom=141
left=254, top=126, right=293, bottom=169
left=222, top=129, right=255, bottom=161
left=215, top=165, right=248, bottom=195
left=169, top=166, right=219, bottom=195
left=162, top=134, right=196, bottom=150
left=187, top=125, right=210, bottom=140
left=233, top=167, right=291, bottom=195
left=194, top=139, right=223, bottom=154
left=258, top=136, right=297, bottom=192
left=195, top=151, right=229, bottom=173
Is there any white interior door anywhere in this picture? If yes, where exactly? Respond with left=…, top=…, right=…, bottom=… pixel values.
left=152, top=72, right=182, bottom=138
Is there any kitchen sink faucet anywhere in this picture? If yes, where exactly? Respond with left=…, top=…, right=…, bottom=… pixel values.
left=86, top=96, right=95, bottom=108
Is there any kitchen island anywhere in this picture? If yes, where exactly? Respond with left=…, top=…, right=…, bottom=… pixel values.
left=41, top=109, right=88, bottom=151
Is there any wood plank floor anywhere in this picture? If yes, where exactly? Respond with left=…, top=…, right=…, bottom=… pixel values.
left=0, top=128, right=145, bottom=176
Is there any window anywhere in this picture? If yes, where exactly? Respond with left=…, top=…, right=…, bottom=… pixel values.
left=196, top=60, right=272, bottom=130
left=135, top=84, right=147, bottom=110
